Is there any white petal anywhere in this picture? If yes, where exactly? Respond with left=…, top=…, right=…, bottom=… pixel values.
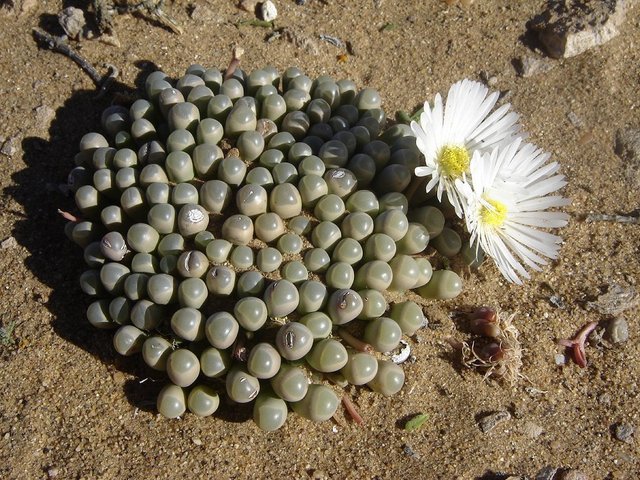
left=517, top=195, right=571, bottom=211
left=415, top=166, right=434, bottom=177
left=426, top=175, right=440, bottom=193
left=509, top=211, right=569, bottom=228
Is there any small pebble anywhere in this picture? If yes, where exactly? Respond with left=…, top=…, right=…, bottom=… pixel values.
left=535, top=466, right=558, bottom=480
left=477, top=410, right=511, bottom=433
left=616, top=127, right=640, bottom=162
left=554, top=353, right=567, bottom=366
left=598, top=393, right=611, bottom=405
left=615, top=128, right=640, bottom=187
left=499, top=89, right=512, bottom=101
left=567, top=111, right=584, bottom=128
left=604, top=316, right=629, bottom=344
left=57, top=6, right=86, bottom=39
left=188, top=4, right=219, bottom=22
left=1, top=137, right=17, bottom=157
left=523, top=422, right=543, bottom=439
left=549, top=294, right=566, bottom=308
left=260, top=0, right=277, bottom=21
left=514, top=55, right=554, bottom=77
left=16, top=0, right=37, bottom=16
left=46, top=467, right=59, bottom=479
left=1, top=236, right=17, bottom=249
left=479, top=71, right=497, bottom=87
left=613, top=423, right=635, bottom=442
left=35, top=105, right=55, bottom=129
left=558, top=469, right=588, bottom=480
left=308, top=470, right=329, bottom=480
left=238, top=0, right=259, bottom=12
left=192, top=437, right=203, bottom=446
left=402, top=443, right=420, bottom=459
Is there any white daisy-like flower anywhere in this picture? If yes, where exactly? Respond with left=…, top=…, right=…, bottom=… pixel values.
left=456, top=138, right=570, bottom=285
left=411, top=79, right=521, bottom=216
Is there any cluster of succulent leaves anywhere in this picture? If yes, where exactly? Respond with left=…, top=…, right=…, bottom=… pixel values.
left=64, top=64, right=468, bottom=430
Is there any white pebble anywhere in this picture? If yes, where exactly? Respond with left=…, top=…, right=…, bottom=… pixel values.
left=260, top=1, right=278, bottom=22
left=523, top=422, right=543, bottom=438
left=1, top=236, right=17, bottom=249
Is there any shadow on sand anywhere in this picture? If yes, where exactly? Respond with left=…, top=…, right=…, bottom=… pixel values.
left=5, top=27, right=175, bottom=406
left=9, top=27, right=257, bottom=422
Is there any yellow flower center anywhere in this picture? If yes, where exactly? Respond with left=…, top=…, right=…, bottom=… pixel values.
left=480, top=197, right=508, bottom=227
left=438, top=145, right=470, bottom=179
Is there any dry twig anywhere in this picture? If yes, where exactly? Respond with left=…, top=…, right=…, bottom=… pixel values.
left=584, top=213, right=640, bottom=225
left=337, top=328, right=375, bottom=354
left=341, top=395, right=364, bottom=425
left=32, top=28, right=118, bottom=98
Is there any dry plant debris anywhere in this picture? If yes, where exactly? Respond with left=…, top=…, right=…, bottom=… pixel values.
left=93, top=0, right=183, bottom=35
left=0, top=320, right=17, bottom=347
left=459, top=308, right=524, bottom=385
left=32, top=29, right=119, bottom=98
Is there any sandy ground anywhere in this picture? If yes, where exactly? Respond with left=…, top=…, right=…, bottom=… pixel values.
left=0, top=0, right=639, bottom=478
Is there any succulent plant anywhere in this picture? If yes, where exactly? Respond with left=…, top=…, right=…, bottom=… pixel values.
left=65, top=63, right=464, bottom=430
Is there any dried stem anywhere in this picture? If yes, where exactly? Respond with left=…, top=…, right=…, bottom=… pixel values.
left=32, top=29, right=118, bottom=98
left=341, top=394, right=364, bottom=425
left=584, top=213, right=640, bottom=225
left=337, top=328, right=375, bottom=354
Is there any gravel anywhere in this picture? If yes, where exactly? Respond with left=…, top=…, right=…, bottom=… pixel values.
left=613, top=422, right=635, bottom=442
left=604, top=316, right=629, bottom=344
left=535, top=466, right=558, bottom=480
left=477, top=410, right=511, bottom=433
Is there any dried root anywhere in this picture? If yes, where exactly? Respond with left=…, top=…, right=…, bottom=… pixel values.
left=460, top=309, right=524, bottom=386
